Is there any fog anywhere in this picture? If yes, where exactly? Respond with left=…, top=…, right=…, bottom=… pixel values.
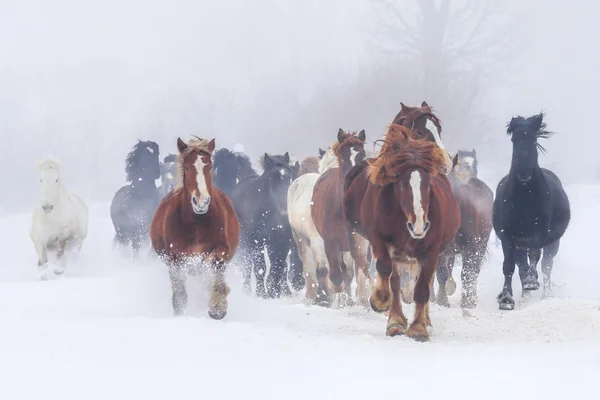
left=1, top=0, right=598, bottom=211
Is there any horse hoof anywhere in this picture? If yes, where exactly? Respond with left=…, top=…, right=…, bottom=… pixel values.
left=405, top=325, right=430, bottom=342
left=208, top=309, right=227, bottom=320
left=386, top=323, right=407, bottom=337
left=523, top=281, right=540, bottom=291
left=445, top=277, right=457, bottom=296
left=498, top=295, right=515, bottom=310
left=369, top=295, right=389, bottom=313
left=291, top=277, right=306, bottom=292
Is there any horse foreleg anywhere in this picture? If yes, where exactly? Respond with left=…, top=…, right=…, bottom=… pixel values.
left=266, top=239, right=292, bottom=299
left=324, top=241, right=344, bottom=294
left=207, top=246, right=231, bottom=320
left=369, top=249, right=392, bottom=313
left=461, top=248, right=483, bottom=309
left=386, top=263, right=408, bottom=336
left=435, top=255, right=451, bottom=307
left=498, top=241, right=516, bottom=310
left=541, top=240, right=560, bottom=298
left=34, top=241, right=49, bottom=279
left=310, top=236, right=331, bottom=307
left=293, top=233, right=317, bottom=305
left=288, top=238, right=305, bottom=292
left=406, top=255, right=437, bottom=342
left=445, top=255, right=457, bottom=296
left=349, top=233, right=371, bottom=308
left=169, top=264, right=188, bottom=316
left=522, top=248, right=540, bottom=291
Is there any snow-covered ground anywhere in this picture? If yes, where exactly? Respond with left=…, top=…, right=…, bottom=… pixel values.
left=0, top=185, right=599, bottom=400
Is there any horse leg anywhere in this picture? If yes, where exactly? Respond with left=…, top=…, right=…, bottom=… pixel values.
left=400, top=260, right=419, bottom=304
left=54, top=236, right=73, bottom=275
left=445, top=254, right=457, bottom=296
left=266, top=238, right=292, bottom=299
left=349, top=233, right=372, bottom=308
left=288, top=238, right=305, bottom=292
left=325, top=241, right=344, bottom=294
left=338, top=252, right=354, bottom=308
left=293, top=233, right=316, bottom=304
left=369, top=250, right=393, bottom=313
left=35, top=241, right=49, bottom=279
left=207, top=246, right=231, bottom=320
left=461, top=247, right=483, bottom=309
left=309, top=235, right=331, bottom=307
left=522, top=248, right=540, bottom=291
left=406, top=254, right=437, bottom=342
left=498, top=240, right=517, bottom=310
left=386, top=263, right=408, bottom=336
left=435, top=254, right=450, bottom=307
left=541, top=240, right=560, bottom=298
left=252, top=242, right=268, bottom=299
left=169, top=264, right=187, bottom=316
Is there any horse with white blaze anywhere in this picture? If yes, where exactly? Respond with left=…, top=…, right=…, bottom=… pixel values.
left=30, top=158, right=89, bottom=279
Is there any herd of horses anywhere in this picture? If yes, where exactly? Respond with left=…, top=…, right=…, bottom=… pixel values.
left=29, top=101, right=571, bottom=342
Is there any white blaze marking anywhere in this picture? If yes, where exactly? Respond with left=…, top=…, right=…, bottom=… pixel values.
left=194, top=156, right=210, bottom=199
left=409, top=170, right=425, bottom=234
left=350, top=148, right=358, bottom=166
left=279, top=168, right=286, bottom=177
left=146, top=147, right=154, bottom=154
left=166, top=173, right=173, bottom=180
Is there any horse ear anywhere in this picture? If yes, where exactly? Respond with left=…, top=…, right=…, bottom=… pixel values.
left=177, top=137, right=188, bottom=153
left=358, top=129, right=366, bottom=142
left=337, top=129, right=345, bottom=143
left=421, top=101, right=429, bottom=108
left=293, top=161, right=300, bottom=176
left=400, top=102, right=408, bottom=111
left=283, top=152, right=290, bottom=163
left=452, top=153, right=458, bottom=167
left=319, top=148, right=326, bottom=157
left=472, top=149, right=476, bottom=155
left=531, top=114, right=544, bottom=131
left=207, top=139, right=216, bottom=153
left=264, top=153, right=273, bottom=165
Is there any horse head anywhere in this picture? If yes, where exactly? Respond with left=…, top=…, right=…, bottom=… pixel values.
left=126, top=140, right=161, bottom=183
left=160, top=154, right=178, bottom=191
left=261, top=152, right=296, bottom=209
left=177, top=136, right=216, bottom=215
left=368, top=126, right=448, bottom=239
left=333, top=129, right=366, bottom=175
left=392, top=101, right=453, bottom=174
left=37, top=158, right=63, bottom=214
left=451, top=149, right=479, bottom=184
left=507, top=113, right=551, bottom=182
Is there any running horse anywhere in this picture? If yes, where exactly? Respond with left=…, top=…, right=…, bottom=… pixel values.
left=343, top=125, right=460, bottom=341
left=434, top=149, right=494, bottom=310
left=311, top=129, right=371, bottom=307
left=150, top=136, right=240, bottom=319
left=376, top=101, right=454, bottom=303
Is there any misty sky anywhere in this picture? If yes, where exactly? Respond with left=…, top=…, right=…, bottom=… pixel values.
left=0, top=0, right=598, bottom=209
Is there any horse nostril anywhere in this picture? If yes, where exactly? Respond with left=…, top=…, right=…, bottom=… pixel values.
left=423, top=222, right=430, bottom=232
left=407, top=222, right=414, bottom=232
left=192, top=197, right=199, bottom=206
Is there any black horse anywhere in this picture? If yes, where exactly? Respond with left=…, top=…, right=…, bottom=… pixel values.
left=232, top=152, right=299, bottom=298
left=158, top=153, right=177, bottom=198
left=212, top=148, right=259, bottom=197
left=110, top=140, right=161, bottom=256
left=493, top=113, right=570, bottom=310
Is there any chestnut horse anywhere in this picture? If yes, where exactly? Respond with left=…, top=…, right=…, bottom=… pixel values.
left=311, top=129, right=371, bottom=307
left=150, top=136, right=240, bottom=319
left=434, top=150, right=494, bottom=310
left=343, top=125, right=460, bottom=341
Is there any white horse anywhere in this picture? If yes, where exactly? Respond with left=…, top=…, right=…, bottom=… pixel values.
left=287, top=149, right=346, bottom=306
left=30, top=158, right=89, bottom=279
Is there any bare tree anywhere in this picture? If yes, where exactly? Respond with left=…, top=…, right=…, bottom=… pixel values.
left=372, top=0, right=525, bottom=149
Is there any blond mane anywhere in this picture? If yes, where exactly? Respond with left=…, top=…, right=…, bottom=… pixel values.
left=175, top=136, right=213, bottom=190
left=318, top=148, right=339, bottom=174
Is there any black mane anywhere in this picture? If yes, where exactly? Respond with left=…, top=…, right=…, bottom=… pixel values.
left=125, top=140, right=160, bottom=182
left=506, top=113, right=553, bottom=153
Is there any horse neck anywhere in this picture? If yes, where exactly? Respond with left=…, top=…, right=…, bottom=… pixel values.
left=338, top=161, right=353, bottom=182
left=131, top=175, right=156, bottom=189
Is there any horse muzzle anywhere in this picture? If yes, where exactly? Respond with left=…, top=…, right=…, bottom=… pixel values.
left=41, top=204, right=54, bottom=214
left=407, top=221, right=430, bottom=239
left=191, top=195, right=211, bottom=214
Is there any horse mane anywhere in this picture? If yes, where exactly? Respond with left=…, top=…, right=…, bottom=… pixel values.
left=331, top=131, right=365, bottom=158
left=392, top=104, right=443, bottom=135
left=318, top=148, right=339, bottom=174
left=175, top=136, right=214, bottom=190
left=125, top=140, right=159, bottom=182
left=367, top=124, right=448, bottom=185
left=164, top=154, right=177, bottom=164
left=213, top=148, right=234, bottom=167
left=259, top=153, right=293, bottom=170
left=38, top=157, right=61, bottom=172
left=506, top=112, right=553, bottom=153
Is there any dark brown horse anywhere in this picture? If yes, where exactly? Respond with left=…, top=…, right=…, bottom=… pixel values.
left=311, top=129, right=371, bottom=307
left=434, top=150, right=493, bottom=310
left=343, top=125, right=460, bottom=341
left=299, top=156, right=320, bottom=176
left=150, top=136, right=240, bottom=319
